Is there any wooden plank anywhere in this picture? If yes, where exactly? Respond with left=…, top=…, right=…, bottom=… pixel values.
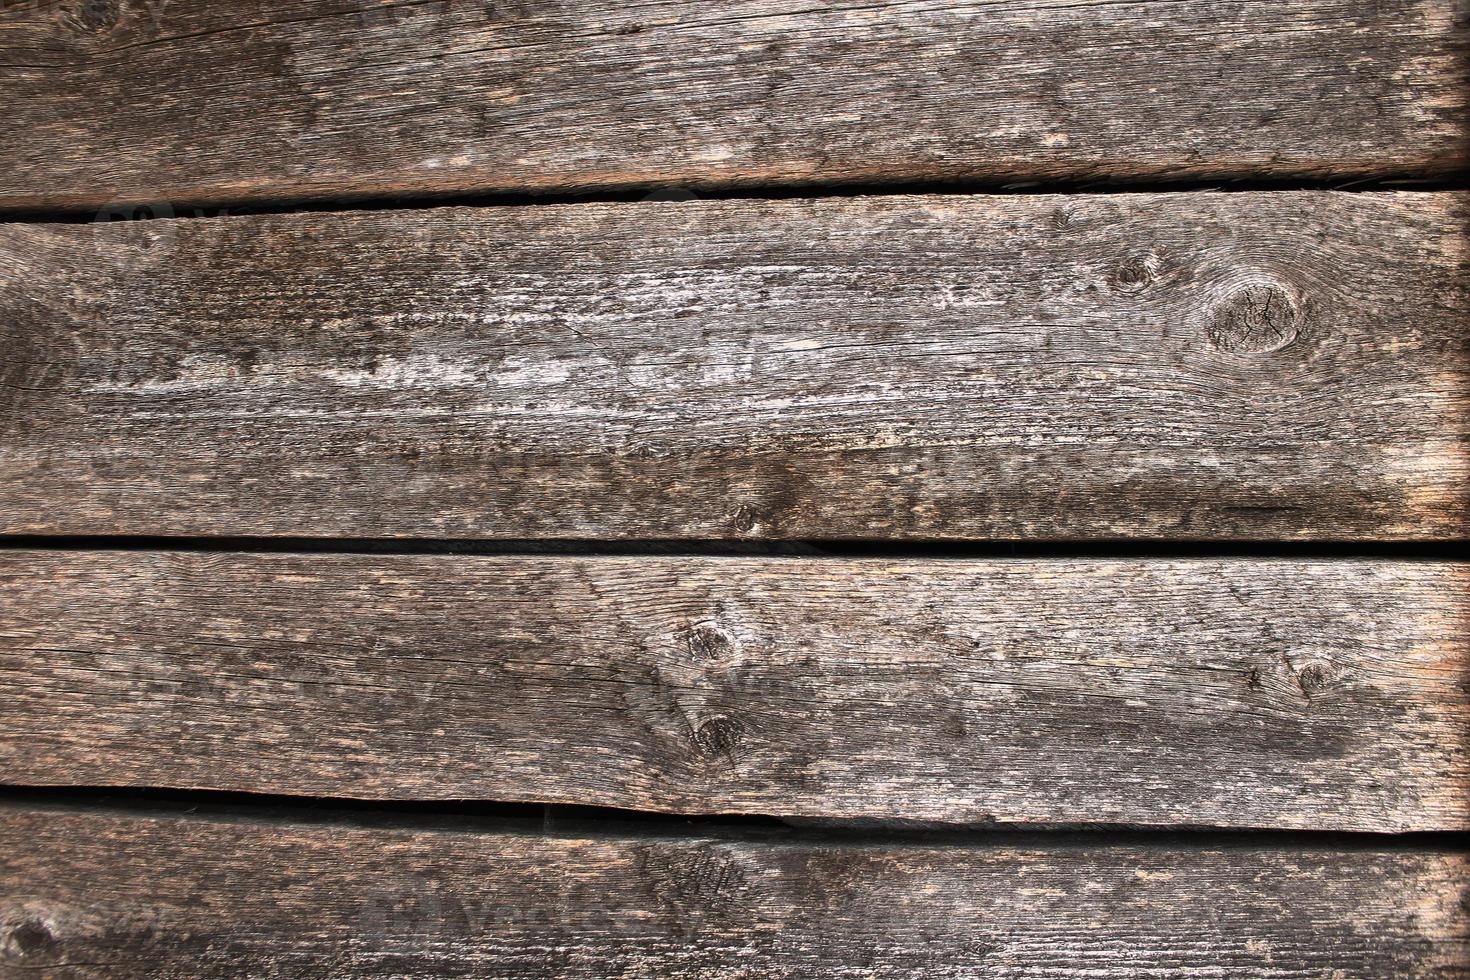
left=0, top=1, right=1464, bottom=210
left=1, top=804, right=1466, bottom=977
left=2, top=551, right=1465, bottom=832
left=2, top=191, right=1467, bottom=540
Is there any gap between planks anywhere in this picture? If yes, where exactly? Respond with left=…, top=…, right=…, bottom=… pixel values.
left=3, top=172, right=1468, bottom=226
left=1, top=788, right=1466, bottom=847
left=0, top=535, right=1468, bottom=561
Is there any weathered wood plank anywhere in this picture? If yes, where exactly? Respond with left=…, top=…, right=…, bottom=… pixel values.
left=0, top=0, right=1464, bottom=209
left=2, top=191, right=1467, bottom=539
left=2, top=551, right=1465, bottom=831
left=1, top=804, right=1466, bottom=978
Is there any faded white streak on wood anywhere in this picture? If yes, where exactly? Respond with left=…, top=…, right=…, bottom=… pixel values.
left=1, top=551, right=1466, bottom=831
left=1, top=192, right=1466, bottom=539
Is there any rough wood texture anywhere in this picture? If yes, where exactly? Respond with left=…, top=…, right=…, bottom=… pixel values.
left=3, top=191, right=1468, bottom=540
left=2, top=551, right=1466, bottom=831
left=1, top=804, right=1467, bottom=978
left=0, top=0, right=1465, bottom=209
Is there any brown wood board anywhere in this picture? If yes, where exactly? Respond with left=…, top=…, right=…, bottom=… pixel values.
left=2, top=192, right=1467, bottom=540
left=1, top=804, right=1467, bottom=977
left=2, top=551, right=1466, bottom=831
left=0, top=1, right=1465, bottom=210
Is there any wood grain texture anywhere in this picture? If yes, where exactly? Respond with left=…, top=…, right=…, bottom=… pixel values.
left=0, top=0, right=1465, bottom=209
left=2, top=805, right=1467, bottom=978
left=2, top=551, right=1466, bottom=831
left=2, top=191, right=1467, bottom=540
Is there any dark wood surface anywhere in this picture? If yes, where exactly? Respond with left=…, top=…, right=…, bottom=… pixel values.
left=0, top=0, right=1464, bottom=210
left=3, top=551, right=1465, bottom=832
left=4, top=191, right=1467, bottom=540
left=2, top=2, right=1465, bottom=971
left=1, top=803, right=1466, bottom=978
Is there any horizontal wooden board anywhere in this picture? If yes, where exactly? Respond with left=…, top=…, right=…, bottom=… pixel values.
left=1, top=804, right=1466, bottom=977
left=0, top=1, right=1464, bottom=209
left=2, top=551, right=1465, bottom=831
left=2, top=191, right=1468, bottom=540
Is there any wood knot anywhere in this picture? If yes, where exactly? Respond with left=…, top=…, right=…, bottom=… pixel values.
left=690, top=716, right=746, bottom=760
left=1278, top=652, right=1334, bottom=700
left=1295, top=662, right=1328, bottom=698
left=57, top=0, right=122, bottom=32
left=1109, top=254, right=1161, bottom=294
left=1208, top=282, right=1300, bottom=354
left=728, top=504, right=763, bottom=534
left=681, top=622, right=735, bottom=663
left=2, top=919, right=58, bottom=961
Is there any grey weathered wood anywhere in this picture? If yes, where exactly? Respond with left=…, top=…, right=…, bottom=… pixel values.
left=1, top=804, right=1466, bottom=978
left=0, top=0, right=1464, bottom=210
left=2, top=191, right=1467, bottom=539
left=2, top=551, right=1466, bottom=831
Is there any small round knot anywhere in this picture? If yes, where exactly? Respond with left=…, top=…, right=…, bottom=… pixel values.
left=682, top=623, right=734, bottom=664
left=691, top=716, right=746, bottom=760
left=1208, top=282, right=1300, bottom=354
left=1296, top=663, right=1328, bottom=698
left=3, top=919, right=58, bottom=961
left=728, top=504, right=762, bottom=534
left=72, top=0, right=121, bottom=32
left=1109, top=254, right=1161, bottom=294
